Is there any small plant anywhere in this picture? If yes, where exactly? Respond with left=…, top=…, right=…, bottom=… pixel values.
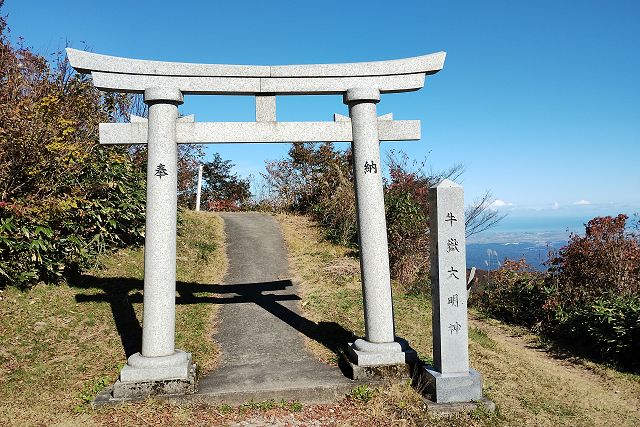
left=470, top=258, right=548, bottom=329
left=287, top=400, right=303, bottom=412
left=217, top=403, right=233, bottom=414
left=74, top=375, right=111, bottom=412
left=240, top=399, right=303, bottom=412
left=349, top=384, right=375, bottom=402
left=469, top=327, right=498, bottom=351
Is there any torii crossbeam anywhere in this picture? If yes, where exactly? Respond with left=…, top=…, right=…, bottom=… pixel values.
left=67, top=48, right=445, bottom=397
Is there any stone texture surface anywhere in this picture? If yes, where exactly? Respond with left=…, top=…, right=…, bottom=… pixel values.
left=119, top=350, right=192, bottom=382
left=345, top=88, right=396, bottom=347
left=99, top=120, right=420, bottom=145
left=421, top=367, right=483, bottom=404
left=99, top=363, right=196, bottom=404
left=66, top=48, right=271, bottom=77
left=67, top=48, right=445, bottom=78
left=344, top=87, right=380, bottom=103
left=91, top=72, right=261, bottom=95
left=91, top=72, right=426, bottom=95
left=255, top=94, right=277, bottom=122
left=141, top=90, right=182, bottom=359
left=261, top=74, right=427, bottom=95
left=429, top=179, right=469, bottom=374
left=423, top=397, right=496, bottom=416
left=342, top=357, right=413, bottom=381
left=67, top=48, right=445, bottom=95
left=196, top=213, right=355, bottom=404
left=347, top=339, right=417, bottom=367
left=144, top=87, right=184, bottom=104
left=270, top=52, right=446, bottom=77
left=425, top=179, right=487, bottom=405
left=195, top=165, right=203, bottom=211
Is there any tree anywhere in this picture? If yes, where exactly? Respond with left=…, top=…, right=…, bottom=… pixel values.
left=200, top=153, right=251, bottom=211
left=262, top=144, right=505, bottom=288
left=0, top=3, right=146, bottom=287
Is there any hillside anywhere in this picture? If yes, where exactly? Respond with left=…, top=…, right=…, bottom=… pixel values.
left=0, top=211, right=638, bottom=426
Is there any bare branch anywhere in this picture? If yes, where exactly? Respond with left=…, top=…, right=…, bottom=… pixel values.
left=465, top=191, right=507, bottom=237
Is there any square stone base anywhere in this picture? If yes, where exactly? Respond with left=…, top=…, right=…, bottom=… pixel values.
left=347, top=341, right=417, bottom=367
left=112, top=368, right=196, bottom=399
left=97, top=350, right=196, bottom=403
left=421, top=366, right=483, bottom=404
left=96, top=362, right=196, bottom=404
left=119, top=350, right=192, bottom=382
left=423, top=397, right=496, bottom=416
left=343, top=339, right=418, bottom=380
left=342, top=356, right=413, bottom=380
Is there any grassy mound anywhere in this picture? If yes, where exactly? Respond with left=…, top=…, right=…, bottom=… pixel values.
left=0, top=210, right=226, bottom=425
left=279, top=214, right=640, bottom=427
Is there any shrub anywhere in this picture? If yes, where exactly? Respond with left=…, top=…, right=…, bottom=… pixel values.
left=263, top=142, right=356, bottom=244
left=262, top=145, right=503, bottom=289
left=471, top=215, right=640, bottom=371
left=0, top=147, right=146, bottom=288
left=384, top=156, right=430, bottom=286
left=0, top=9, right=145, bottom=288
left=546, top=214, right=640, bottom=313
left=470, top=259, right=548, bottom=328
left=558, top=295, right=640, bottom=371
left=198, top=153, right=251, bottom=211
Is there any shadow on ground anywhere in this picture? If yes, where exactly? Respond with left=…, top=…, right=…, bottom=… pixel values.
left=71, top=275, right=353, bottom=360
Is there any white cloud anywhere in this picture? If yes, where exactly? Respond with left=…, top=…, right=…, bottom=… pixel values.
left=552, top=201, right=560, bottom=210
left=573, top=199, right=591, bottom=205
left=490, top=199, right=514, bottom=209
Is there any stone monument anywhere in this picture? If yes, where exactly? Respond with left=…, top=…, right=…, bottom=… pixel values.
left=66, top=48, right=446, bottom=396
left=422, top=179, right=486, bottom=407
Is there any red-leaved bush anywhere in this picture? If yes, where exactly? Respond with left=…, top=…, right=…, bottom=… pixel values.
left=546, top=214, right=640, bottom=312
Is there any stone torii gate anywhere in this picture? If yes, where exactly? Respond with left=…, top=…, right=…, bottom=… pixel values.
left=66, top=48, right=446, bottom=390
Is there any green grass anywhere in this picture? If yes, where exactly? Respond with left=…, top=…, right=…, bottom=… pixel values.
left=0, top=210, right=227, bottom=425
left=278, top=214, right=640, bottom=427
left=2, top=211, right=639, bottom=426
left=469, top=326, right=498, bottom=351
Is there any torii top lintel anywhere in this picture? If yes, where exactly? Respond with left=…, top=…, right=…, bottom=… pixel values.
left=66, top=48, right=446, bottom=95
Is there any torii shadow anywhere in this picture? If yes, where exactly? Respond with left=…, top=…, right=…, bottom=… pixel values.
left=70, top=275, right=354, bottom=361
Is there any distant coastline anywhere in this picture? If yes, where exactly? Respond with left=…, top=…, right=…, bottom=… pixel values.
left=465, top=215, right=588, bottom=271
left=466, top=240, right=564, bottom=271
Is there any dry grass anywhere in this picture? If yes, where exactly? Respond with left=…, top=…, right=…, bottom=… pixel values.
left=2, top=211, right=638, bottom=426
left=278, top=213, right=640, bottom=426
left=0, top=210, right=227, bottom=426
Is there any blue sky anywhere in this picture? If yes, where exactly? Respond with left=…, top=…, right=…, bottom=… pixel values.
left=4, top=0, right=639, bottom=230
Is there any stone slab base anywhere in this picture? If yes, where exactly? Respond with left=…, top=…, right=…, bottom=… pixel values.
left=93, top=363, right=196, bottom=407
left=341, top=352, right=417, bottom=381
left=120, top=350, right=192, bottom=382
left=423, top=397, right=496, bottom=416
left=347, top=339, right=417, bottom=364
left=421, top=366, right=483, bottom=404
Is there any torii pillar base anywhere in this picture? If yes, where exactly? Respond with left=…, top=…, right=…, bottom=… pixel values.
left=109, top=351, right=196, bottom=401
left=344, top=338, right=418, bottom=380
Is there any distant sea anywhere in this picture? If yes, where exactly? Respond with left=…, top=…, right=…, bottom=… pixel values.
left=466, top=216, right=590, bottom=271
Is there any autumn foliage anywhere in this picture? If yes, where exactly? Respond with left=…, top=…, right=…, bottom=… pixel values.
left=262, top=144, right=503, bottom=290
left=0, top=6, right=146, bottom=287
left=472, top=214, right=640, bottom=371
left=546, top=214, right=640, bottom=310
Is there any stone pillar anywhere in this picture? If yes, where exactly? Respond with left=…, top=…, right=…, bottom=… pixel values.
left=116, top=87, right=192, bottom=389
left=344, top=88, right=415, bottom=367
left=423, top=179, right=482, bottom=403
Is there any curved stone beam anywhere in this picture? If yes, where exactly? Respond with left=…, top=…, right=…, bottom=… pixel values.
left=66, top=48, right=446, bottom=95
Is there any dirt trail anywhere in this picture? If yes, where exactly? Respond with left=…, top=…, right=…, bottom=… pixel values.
left=469, top=315, right=640, bottom=426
